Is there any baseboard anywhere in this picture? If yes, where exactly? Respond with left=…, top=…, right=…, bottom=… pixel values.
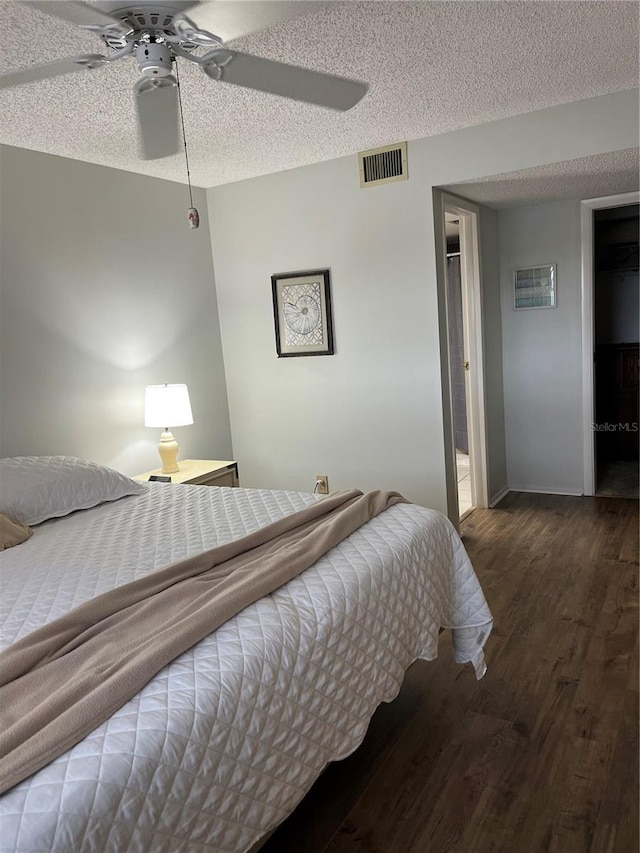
left=489, top=486, right=509, bottom=507
left=507, top=486, right=584, bottom=497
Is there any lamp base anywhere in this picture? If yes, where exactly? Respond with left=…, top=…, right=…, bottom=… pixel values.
left=158, top=430, right=181, bottom=474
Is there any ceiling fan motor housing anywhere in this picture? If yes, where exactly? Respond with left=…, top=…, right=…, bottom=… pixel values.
left=136, top=42, right=173, bottom=77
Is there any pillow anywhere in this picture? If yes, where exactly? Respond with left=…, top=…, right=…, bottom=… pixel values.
left=0, top=512, right=32, bottom=550
left=0, top=456, right=146, bottom=526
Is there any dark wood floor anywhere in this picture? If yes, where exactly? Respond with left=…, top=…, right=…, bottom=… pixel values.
left=261, top=492, right=639, bottom=853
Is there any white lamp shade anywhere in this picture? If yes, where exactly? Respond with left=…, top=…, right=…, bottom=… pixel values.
left=145, top=384, right=193, bottom=428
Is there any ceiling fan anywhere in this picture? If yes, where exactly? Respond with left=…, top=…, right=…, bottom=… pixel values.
left=1, top=1, right=369, bottom=160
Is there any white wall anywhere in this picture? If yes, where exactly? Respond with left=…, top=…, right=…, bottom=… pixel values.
left=499, top=200, right=583, bottom=494
left=210, top=158, right=443, bottom=503
left=208, top=90, right=639, bottom=509
left=0, top=146, right=232, bottom=475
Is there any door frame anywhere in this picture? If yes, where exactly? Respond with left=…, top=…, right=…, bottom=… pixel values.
left=435, top=190, right=489, bottom=524
left=580, top=191, right=639, bottom=495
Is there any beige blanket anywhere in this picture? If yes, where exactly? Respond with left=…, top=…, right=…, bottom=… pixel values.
left=0, top=488, right=405, bottom=794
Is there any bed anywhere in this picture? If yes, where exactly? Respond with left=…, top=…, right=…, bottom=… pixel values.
left=0, top=456, right=492, bottom=853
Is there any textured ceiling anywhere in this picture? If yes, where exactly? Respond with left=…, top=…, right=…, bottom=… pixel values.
left=444, top=148, right=640, bottom=209
left=0, top=0, right=638, bottom=188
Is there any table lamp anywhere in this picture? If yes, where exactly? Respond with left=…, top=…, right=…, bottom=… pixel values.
left=145, top=383, right=193, bottom=473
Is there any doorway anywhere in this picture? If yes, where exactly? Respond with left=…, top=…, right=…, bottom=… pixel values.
left=444, top=213, right=473, bottom=515
left=593, top=204, right=639, bottom=497
left=581, top=192, right=640, bottom=496
left=436, top=192, right=489, bottom=523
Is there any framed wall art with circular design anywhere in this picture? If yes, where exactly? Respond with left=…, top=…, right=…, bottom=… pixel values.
left=271, top=268, right=335, bottom=357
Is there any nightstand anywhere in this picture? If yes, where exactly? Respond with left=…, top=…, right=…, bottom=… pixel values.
left=133, top=459, right=239, bottom=488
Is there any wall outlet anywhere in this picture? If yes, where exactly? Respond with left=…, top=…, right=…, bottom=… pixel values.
left=315, top=474, right=329, bottom=495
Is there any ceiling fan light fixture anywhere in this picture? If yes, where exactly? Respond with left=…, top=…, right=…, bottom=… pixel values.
left=136, top=41, right=173, bottom=77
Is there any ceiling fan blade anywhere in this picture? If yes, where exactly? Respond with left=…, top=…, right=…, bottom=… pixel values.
left=23, top=1, right=130, bottom=34
left=180, top=1, right=327, bottom=43
left=134, top=78, right=180, bottom=160
left=202, top=49, right=368, bottom=111
left=0, top=55, right=107, bottom=89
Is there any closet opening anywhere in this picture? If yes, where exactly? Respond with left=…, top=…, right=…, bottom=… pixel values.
left=593, top=204, right=639, bottom=498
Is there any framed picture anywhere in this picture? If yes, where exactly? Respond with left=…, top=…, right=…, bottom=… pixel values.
left=271, top=269, right=334, bottom=357
left=513, top=264, right=556, bottom=310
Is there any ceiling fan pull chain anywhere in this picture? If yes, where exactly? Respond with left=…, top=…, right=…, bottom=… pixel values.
left=175, top=59, right=199, bottom=230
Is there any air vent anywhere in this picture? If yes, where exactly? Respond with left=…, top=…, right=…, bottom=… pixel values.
left=358, top=142, right=408, bottom=188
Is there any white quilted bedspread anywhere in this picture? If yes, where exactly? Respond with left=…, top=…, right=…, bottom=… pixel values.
left=0, top=485, right=492, bottom=852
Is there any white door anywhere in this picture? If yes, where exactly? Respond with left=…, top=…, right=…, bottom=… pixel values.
left=435, top=191, right=489, bottom=524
